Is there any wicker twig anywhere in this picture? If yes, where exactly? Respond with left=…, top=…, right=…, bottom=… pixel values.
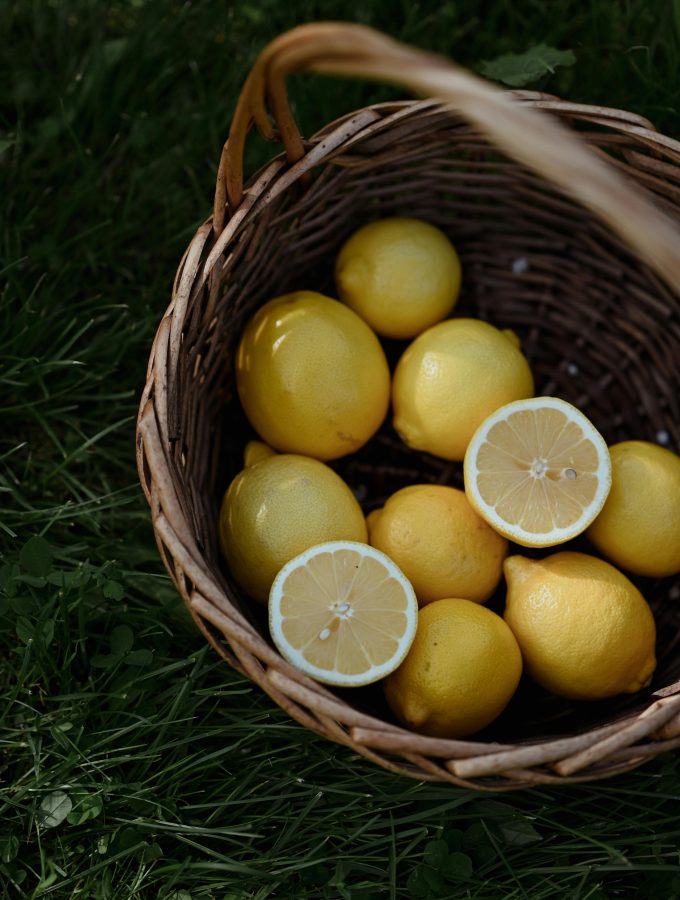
left=137, top=23, right=680, bottom=788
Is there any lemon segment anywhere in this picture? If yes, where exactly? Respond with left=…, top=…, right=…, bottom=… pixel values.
left=335, top=217, right=461, bottom=339
left=269, top=541, right=418, bottom=687
left=236, top=291, right=390, bottom=461
left=384, top=598, right=522, bottom=738
left=464, top=396, right=612, bottom=547
left=587, top=440, right=680, bottom=577
left=503, top=552, right=656, bottom=700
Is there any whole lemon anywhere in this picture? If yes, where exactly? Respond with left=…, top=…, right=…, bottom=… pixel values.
left=384, top=598, right=523, bottom=738
left=503, top=552, right=656, bottom=700
left=242, top=440, right=276, bottom=468
left=367, top=484, right=508, bottom=606
left=236, top=291, right=390, bottom=461
left=219, top=454, right=367, bottom=602
left=392, top=318, right=534, bottom=461
left=587, top=440, right=680, bottom=577
left=335, top=218, right=461, bottom=339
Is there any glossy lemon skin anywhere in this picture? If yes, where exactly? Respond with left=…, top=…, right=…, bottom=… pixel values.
left=367, top=484, right=508, bottom=607
left=243, top=440, right=276, bottom=467
left=503, top=552, right=656, bottom=700
left=392, top=318, right=534, bottom=461
left=219, top=454, right=367, bottom=603
left=335, top=217, right=461, bottom=339
left=236, top=291, right=390, bottom=461
left=384, top=598, right=523, bottom=738
left=587, top=440, right=680, bottom=577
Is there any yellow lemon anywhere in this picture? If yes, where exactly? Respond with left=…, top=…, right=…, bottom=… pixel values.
left=243, top=440, right=276, bottom=467
left=366, top=484, right=508, bottom=606
left=335, top=218, right=461, bottom=339
left=384, top=598, right=523, bottom=738
left=392, top=318, right=534, bottom=461
left=464, top=397, right=612, bottom=548
left=587, top=440, right=680, bottom=577
left=269, top=541, right=418, bottom=687
left=236, top=291, right=390, bottom=461
left=503, top=552, right=656, bottom=700
left=219, top=454, right=367, bottom=602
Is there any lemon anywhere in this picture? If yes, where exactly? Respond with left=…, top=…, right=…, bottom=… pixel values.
left=243, top=440, right=276, bottom=467
left=269, top=541, right=418, bottom=687
left=587, top=440, right=680, bottom=577
left=335, top=218, right=461, bottom=339
left=219, top=454, right=367, bottom=602
left=503, top=552, right=656, bottom=700
left=367, top=484, right=508, bottom=606
left=464, top=397, right=612, bottom=548
left=384, top=598, right=523, bottom=738
left=392, top=318, right=534, bottom=461
left=236, top=291, right=390, bottom=461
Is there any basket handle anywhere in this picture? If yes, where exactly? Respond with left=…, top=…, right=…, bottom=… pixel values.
left=213, top=22, right=680, bottom=291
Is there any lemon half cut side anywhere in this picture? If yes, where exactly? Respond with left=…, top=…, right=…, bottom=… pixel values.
left=269, top=541, right=418, bottom=687
left=464, top=397, right=612, bottom=548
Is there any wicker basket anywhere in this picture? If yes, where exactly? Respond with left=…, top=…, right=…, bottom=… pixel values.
left=137, top=23, right=680, bottom=789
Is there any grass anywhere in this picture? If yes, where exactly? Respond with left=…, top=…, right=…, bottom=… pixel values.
left=2, top=0, right=680, bottom=896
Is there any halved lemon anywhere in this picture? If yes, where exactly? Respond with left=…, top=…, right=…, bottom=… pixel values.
left=269, top=541, right=418, bottom=687
left=464, top=397, right=612, bottom=548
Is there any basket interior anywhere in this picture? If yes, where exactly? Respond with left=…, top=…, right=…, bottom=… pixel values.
left=173, top=102, right=680, bottom=744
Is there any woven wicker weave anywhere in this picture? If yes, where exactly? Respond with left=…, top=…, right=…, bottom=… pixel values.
left=137, top=24, right=680, bottom=788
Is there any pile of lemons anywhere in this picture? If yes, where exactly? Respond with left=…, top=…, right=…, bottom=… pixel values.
left=221, top=217, right=680, bottom=739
